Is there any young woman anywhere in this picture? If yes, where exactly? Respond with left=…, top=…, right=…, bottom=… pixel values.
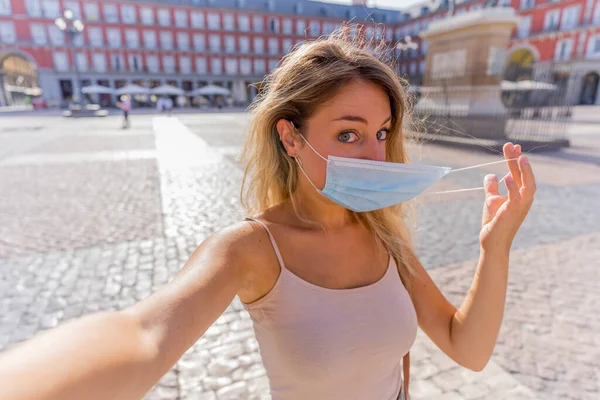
left=0, top=32, right=535, bottom=400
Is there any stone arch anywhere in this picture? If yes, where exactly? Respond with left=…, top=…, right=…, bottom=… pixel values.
left=0, top=51, right=41, bottom=106
left=503, top=47, right=537, bottom=82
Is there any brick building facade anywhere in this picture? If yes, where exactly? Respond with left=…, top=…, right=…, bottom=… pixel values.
left=1, top=0, right=600, bottom=107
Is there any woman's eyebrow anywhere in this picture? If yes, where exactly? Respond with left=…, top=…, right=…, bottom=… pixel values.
left=332, top=115, right=392, bottom=125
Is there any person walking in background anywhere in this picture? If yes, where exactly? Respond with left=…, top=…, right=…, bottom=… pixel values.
left=0, top=29, right=536, bottom=400
left=117, top=94, right=132, bottom=129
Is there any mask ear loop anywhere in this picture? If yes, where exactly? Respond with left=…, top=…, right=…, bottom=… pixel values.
left=429, top=158, right=520, bottom=195
left=287, top=122, right=325, bottom=193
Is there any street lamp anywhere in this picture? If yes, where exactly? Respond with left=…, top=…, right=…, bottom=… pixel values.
left=396, top=36, right=420, bottom=83
left=55, top=9, right=85, bottom=105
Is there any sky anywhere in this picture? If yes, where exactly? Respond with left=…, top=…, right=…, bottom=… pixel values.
left=314, top=0, right=426, bottom=11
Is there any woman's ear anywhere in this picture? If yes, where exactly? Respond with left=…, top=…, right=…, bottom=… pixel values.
left=276, top=119, right=301, bottom=158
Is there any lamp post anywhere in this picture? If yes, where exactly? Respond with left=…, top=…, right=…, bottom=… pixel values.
left=396, top=36, right=419, bottom=84
left=55, top=9, right=85, bottom=105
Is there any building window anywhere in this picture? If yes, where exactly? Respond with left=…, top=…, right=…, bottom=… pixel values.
left=128, top=54, right=142, bottom=72
left=92, top=53, right=106, bottom=72
left=561, top=5, right=581, bottom=30
left=268, top=38, right=279, bottom=55
left=48, top=24, right=64, bottom=45
left=126, top=29, right=139, bottom=48
left=88, top=26, right=103, bottom=47
left=177, top=32, right=190, bottom=51
left=586, top=35, right=600, bottom=57
left=220, top=36, right=234, bottom=54
left=209, top=34, right=221, bottom=52
left=107, top=28, right=121, bottom=48
left=143, top=30, right=156, bottom=49
left=238, top=15, right=250, bottom=31
left=296, top=19, right=306, bottom=36
left=63, top=1, right=81, bottom=18
left=141, top=8, right=154, bottom=25
left=225, top=58, right=238, bottom=75
left=283, top=19, right=292, bottom=35
left=83, top=3, right=99, bottom=21
left=239, top=36, right=250, bottom=53
left=253, top=37, right=264, bottom=54
left=146, top=55, right=159, bottom=73
left=268, top=59, right=278, bottom=72
left=30, top=24, right=47, bottom=45
left=253, top=15, right=264, bottom=32
left=269, top=18, right=280, bottom=33
left=193, top=33, right=205, bottom=51
left=195, top=57, right=207, bottom=74
left=42, top=0, right=60, bottom=18
left=309, top=21, right=320, bottom=37
left=175, top=10, right=188, bottom=28
left=283, top=38, right=293, bottom=53
left=192, top=11, right=205, bottom=28
left=520, top=0, right=535, bottom=10
left=121, top=5, right=136, bottom=24
left=594, top=3, right=600, bottom=25
left=25, top=0, right=42, bottom=17
left=158, top=9, right=171, bottom=27
left=180, top=56, right=192, bottom=74
left=211, top=58, right=222, bottom=75
left=421, top=40, right=428, bottom=55
left=53, top=52, right=69, bottom=72
left=160, top=31, right=173, bottom=50
left=240, top=58, right=251, bottom=75
left=224, top=14, right=234, bottom=30
left=419, top=61, right=425, bottom=74
left=409, top=62, right=417, bottom=75
left=208, top=13, right=220, bottom=30
left=555, top=38, right=574, bottom=61
left=385, top=27, right=393, bottom=41
left=254, top=59, right=266, bottom=74
left=103, top=4, right=118, bottom=23
left=518, top=15, right=531, bottom=38
left=75, top=53, right=88, bottom=71
left=544, top=9, right=561, bottom=31
left=163, top=55, right=175, bottom=73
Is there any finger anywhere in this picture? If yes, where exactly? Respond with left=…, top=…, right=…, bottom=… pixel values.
left=518, top=156, right=536, bottom=202
left=504, top=173, right=521, bottom=203
left=484, top=174, right=499, bottom=198
left=503, top=142, right=522, bottom=188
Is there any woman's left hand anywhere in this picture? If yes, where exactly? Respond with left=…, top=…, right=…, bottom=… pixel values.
left=480, top=142, right=536, bottom=253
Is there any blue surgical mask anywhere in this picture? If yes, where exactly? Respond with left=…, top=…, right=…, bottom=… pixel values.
left=294, top=130, right=514, bottom=213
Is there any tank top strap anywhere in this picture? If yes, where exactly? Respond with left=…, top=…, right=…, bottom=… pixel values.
left=245, top=217, right=286, bottom=271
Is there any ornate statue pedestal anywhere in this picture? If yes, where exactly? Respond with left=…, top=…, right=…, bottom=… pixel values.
left=414, top=7, right=518, bottom=141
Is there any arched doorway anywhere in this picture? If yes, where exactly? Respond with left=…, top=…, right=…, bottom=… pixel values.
left=503, top=48, right=536, bottom=82
left=502, top=48, right=537, bottom=107
left=579, top=72, right=599, bottom=105
left=0, top=53, right=41, bottom=107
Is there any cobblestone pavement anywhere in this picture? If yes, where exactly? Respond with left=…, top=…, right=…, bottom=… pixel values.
left=1, top=113, right=598, bottom=399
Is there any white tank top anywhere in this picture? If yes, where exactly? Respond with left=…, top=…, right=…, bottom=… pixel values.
left=242, top=218, right=417, bottom=400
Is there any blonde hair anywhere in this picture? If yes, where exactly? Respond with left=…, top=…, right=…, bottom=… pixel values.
left=240, top=28, right=417, bottom=291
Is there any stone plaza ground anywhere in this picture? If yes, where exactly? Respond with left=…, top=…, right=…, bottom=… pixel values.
left=0, top=112, right=599, bottom=399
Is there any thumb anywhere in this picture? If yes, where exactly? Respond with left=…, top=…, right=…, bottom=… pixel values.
left=484, top=174, right=499, bottom=198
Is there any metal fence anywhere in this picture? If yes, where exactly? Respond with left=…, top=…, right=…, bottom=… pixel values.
left=406, top=69, right=577, bottom=151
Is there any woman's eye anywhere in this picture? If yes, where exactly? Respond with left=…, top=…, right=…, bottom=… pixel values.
left=338, top=131, right=359, bottom=143
left=377, top=129, right=389, bottom=141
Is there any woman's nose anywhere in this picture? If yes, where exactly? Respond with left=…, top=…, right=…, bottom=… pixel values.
left=360, top=139, right=385, bottom=161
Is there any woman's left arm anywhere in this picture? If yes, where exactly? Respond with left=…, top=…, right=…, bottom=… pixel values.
left=409, top=142, right=536, bottom=371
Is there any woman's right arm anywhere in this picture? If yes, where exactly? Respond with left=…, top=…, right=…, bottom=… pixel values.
left=0, top=222, right=258, bottom=400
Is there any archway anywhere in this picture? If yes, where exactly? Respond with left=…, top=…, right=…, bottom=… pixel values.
left=579, top=72, right=599, bottom=105
left=503, top=48, right=536, bottom=82
left=0, top=52, right=41, bottom=107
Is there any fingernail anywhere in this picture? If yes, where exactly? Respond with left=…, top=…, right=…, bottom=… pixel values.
left=523, top=156, right=529, bottom=165
left=506, top=174, right=514, bottom=183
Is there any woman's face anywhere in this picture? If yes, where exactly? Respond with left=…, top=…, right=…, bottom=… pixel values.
left=285, top=79, right=393, bottom=191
